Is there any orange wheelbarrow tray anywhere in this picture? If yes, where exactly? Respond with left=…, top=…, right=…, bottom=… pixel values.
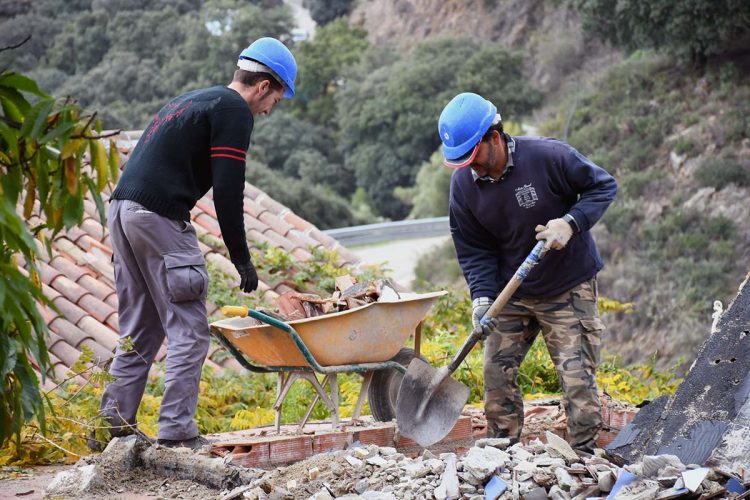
left=209, top=290, right=447, bottom=431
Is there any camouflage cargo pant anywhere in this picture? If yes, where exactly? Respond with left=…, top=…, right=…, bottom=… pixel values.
left=483, top=277, right=605, bottom=450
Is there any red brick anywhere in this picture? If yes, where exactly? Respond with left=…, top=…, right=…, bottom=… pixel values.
left=269, top=436, right=313, bottom=465
left=609, top=409, right=637, bottom=430
left=314, top=432, right=352, bottom=454
left=226, top=442, right=271, bottom=468
left=597, top=430, right=619, bottom=448
left=356, top=426, right=396, bottom=447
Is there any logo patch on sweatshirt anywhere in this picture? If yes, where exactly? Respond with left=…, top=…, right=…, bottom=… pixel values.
left=515, top=183, right=538, bottom=208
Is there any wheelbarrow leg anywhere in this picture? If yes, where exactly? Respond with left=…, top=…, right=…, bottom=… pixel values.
left=297, top=373, right=338, bottom=430
left=274, top=372, right=301, bottom=434
left=353, top=371, right=375, bottom=421
left=329, top=375, right=339, bottom=429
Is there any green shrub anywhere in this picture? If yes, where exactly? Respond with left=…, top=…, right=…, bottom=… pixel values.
left=673, top=137, right=698, bottom=156
left=694, top=155, right=750, bottom=190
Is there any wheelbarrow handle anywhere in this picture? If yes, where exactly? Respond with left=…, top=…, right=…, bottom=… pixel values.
left=446, top=240, right=547, bottom=373
left=221, top=305, right=248, bottom=317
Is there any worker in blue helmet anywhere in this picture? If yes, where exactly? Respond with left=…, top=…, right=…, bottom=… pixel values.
left=439, top=92, right=617, bottom=453
left=91, top=38, right=297, bottom=451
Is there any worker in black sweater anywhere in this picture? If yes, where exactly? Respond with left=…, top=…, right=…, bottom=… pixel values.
left=93, top=38, right=297, bottom=451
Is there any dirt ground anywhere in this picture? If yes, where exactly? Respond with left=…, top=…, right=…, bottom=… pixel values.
left=0, top=465, right=69, bottom=500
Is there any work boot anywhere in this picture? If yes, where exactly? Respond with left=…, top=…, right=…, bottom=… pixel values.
left=156, top=435, right=212, bottom=451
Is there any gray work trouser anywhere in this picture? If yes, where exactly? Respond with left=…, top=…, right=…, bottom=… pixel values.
left=100, top=199, right=210, bottom=440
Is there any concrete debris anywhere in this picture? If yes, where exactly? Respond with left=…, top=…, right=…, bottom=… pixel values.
left=44, top=464, right=103, bottom=497
left=47, top=431, right=750, bottom=499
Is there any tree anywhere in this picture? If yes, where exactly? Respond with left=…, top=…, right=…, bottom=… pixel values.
left=302, top=0, right=354, bottom=26
left=290, top=18, right=369, bottom=126
left=576, top=0, right=750, bottom=64
left=337, top=38, right=542, bottom=219
left=0, top=69, right=119, bottom=446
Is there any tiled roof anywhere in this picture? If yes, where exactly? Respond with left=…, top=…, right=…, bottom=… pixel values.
left=21, top=130, right=360, bottom=388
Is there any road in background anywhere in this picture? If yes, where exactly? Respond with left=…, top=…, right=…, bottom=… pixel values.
left=350, top=236, right=450, bottom=287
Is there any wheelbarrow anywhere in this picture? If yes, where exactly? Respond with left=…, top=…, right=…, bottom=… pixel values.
left=209, top=290, right=447, bottom=432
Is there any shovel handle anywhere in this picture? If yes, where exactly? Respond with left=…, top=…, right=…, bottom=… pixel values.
left=446, top=240, right=547, bottom=374
left=483, top=240, right=547, bottom=321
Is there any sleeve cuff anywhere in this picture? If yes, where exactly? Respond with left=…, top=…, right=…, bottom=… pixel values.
left=563, top=213, right=580, bottom=233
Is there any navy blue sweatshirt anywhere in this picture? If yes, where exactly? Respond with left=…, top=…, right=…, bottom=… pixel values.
left=449, top=135, right=617, bottom=300
left=112, top=86, right=253, bottom=265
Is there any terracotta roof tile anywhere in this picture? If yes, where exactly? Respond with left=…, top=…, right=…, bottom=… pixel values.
left=48, top=332, right=84, bottom=370
left=258, top=211, right=293, bottom=236
left=255, top=193, right=287, bottom=216
left=284, top=229, right=320, bottom=250
left=243, top=183, right=265, bottom=200
left=242, top=213, right=271, bottom=233
left=280, top=211, right=314, bottom=233
left=50, top=275, right=89, bottom=304
left=39, top=304, right=61, bottom=324
left=262, top=288, right=280, bottom=303
left=79, top=217, right=107, bottom=240
left=77, top=294, right=117, bottom=326
left=63, top=226, right=88, bottom=245
left=194, top=199, right=217, bottom=219
left=259, top=231, right=295, bottom=252
left=306, top=227, right=337, bottom=248
left=41, top=282, right=61, bottom=301
left=76, top=235, right=112, bottom=261
left=247, top=228, right=272, bottom=246
left=194, top=213, right=222, bottom=237
left=244, top=198, right=268, bottom=219
left=50, top=255, right=94, bottom=282
left=38, top=261, right=63, bottom=286
left=46, top=353, right=70, bottom=382
left=50, top=317, right=90, bottom=348
left=77, top=316, right=119, bottom=351
left=52, top=296, right=87, bottom=325
left=291, top=248, right=313, bottom=262
left=77, top=274, right=117, bottom=304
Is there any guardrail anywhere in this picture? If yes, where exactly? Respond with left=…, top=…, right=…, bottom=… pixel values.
left=324, top=216, right=450, bottom=246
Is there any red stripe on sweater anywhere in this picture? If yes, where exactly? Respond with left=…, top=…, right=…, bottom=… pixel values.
left=211, top=146, right=246, bottom=155
left=211, top=153, right=246, bottom=162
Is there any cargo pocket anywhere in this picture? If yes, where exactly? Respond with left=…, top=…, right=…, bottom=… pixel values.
left=580, top=317, right=605, bottom=368
left=163, top=250, right=208, bottom=302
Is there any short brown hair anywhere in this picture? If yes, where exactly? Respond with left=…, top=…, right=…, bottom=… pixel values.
left=232, top=69, right=283, bottom=92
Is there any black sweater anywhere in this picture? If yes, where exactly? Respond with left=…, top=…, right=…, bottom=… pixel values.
left=449, top=136, right=617, bottom=299
left=112, top=86, right=253, bottom=265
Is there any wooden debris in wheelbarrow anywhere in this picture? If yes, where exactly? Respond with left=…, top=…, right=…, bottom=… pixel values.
left=268, top=276, right=403, bottom=322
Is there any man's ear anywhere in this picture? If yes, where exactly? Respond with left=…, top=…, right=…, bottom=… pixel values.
left=256, top=78, right=271, bottom=97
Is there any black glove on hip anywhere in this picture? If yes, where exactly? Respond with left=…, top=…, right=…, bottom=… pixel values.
left=235, top=261, right=259, bottom=293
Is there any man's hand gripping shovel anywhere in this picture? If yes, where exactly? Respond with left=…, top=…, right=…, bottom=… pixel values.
left=395, top=240, right=548, bottom=448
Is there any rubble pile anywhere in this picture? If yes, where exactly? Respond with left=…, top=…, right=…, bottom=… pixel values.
left=256, top=276, right=403, bottom=323
left=44, top=429, right=750, bottom=499
left=224, top=431, right=750, bottom=500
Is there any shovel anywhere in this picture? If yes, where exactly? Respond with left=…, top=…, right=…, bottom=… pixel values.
left=396, top=240, right=547, bottom=447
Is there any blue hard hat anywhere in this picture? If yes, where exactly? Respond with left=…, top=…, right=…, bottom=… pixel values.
left=438, top=93, right=497, bottom=168
left=238, top=37, right=297, bottom=99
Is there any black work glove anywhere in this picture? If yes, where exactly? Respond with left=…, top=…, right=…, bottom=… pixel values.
left=235, top=261, right=258, bottom=293
left=478, top=316, right=501, bottom=340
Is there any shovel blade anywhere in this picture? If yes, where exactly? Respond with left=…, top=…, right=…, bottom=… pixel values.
left=396, top=358, right=470, bottom=448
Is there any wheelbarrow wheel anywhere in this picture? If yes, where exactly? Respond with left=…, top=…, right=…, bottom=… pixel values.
left=369, top=348, right=427, bottom=422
